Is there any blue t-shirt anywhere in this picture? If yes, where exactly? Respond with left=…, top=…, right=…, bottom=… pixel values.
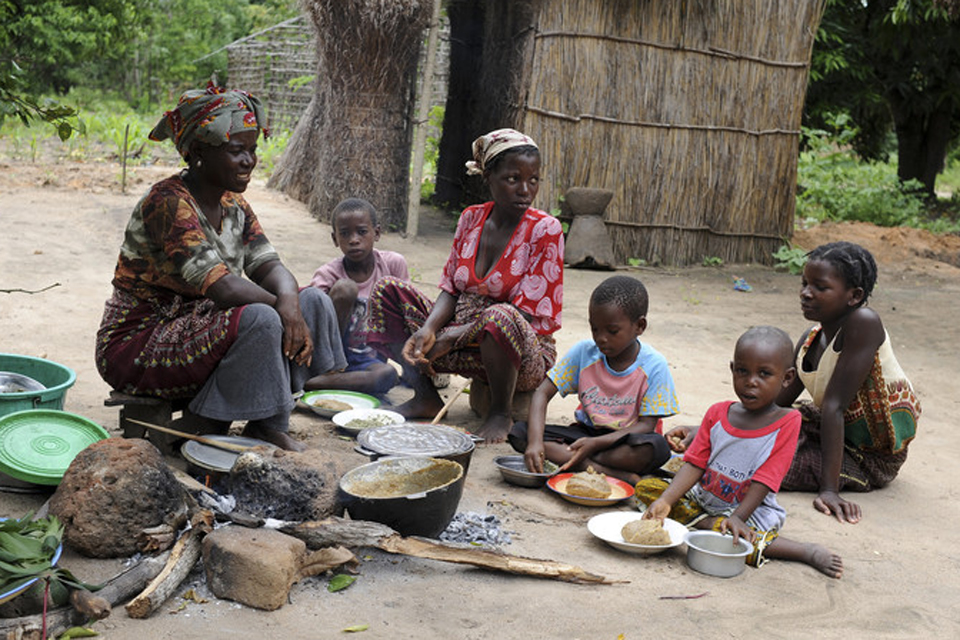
left=548, top=339, right=679, bottom=430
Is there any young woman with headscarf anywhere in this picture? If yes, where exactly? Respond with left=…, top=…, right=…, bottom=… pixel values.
left=95, top=83, right=346, bottom=451
left=362, top=128, right=564, bottom=443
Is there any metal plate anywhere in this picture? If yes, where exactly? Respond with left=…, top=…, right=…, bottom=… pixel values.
left=181, top=435, right=273, bottom=473
left=0, top=372, right=45, bottom=394
left=357, top=423, right=475, bottom=458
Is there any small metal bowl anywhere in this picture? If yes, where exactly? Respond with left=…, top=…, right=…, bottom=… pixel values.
left=684, top=530, right=753, bottom=578
left=493, top=455, right=558, bottom=488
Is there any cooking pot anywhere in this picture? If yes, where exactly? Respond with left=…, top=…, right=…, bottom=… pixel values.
left=354, top=422, right=475, bottom=474
left=339, top=456, right=465, bottom=538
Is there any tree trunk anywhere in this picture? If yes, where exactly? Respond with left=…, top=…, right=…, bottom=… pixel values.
left=268, top=0, right=431, bottom=229
left=434, top=0, right=543, bottom=207
left=888, top=91, right=955, bottom=198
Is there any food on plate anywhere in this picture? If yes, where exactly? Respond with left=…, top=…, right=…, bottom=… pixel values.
left=311, top=398, right=352, bottom=412
left=621, top=518, right=672, bottom=545
left=565, top=467, right=612, bottom=498
left=346, top=414, right=400, bottom=430
left=662, top=456, right=684, bottom=474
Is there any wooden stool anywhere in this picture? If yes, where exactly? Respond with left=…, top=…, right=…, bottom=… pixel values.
left=468, top=378, right=533, bottom=422
left=104, top=391, right=193, bottom=455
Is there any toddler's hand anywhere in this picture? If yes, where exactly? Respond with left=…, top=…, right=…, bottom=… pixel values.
left=720, top=515, right=756, bottom=545
left=664, top=425, right=695, bottom=452
left=642, top=499, right=670, bottom=521
left=524, top=443, right=546, bottom=474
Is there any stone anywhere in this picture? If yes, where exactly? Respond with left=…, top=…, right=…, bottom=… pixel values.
left=48, top=438, right=189, bottom=558
left=227, top=447, right=349, bottom=522
left=202, top=526, right=305, bottom=611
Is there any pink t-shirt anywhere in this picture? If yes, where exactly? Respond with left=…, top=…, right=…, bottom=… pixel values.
left=309, top=249, right=409, bottom=299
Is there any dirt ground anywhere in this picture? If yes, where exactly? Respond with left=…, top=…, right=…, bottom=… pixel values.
left=1, top=160, right=959, bottom=639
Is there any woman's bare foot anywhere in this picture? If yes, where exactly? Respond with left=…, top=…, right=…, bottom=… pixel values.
left=475, top=412, right=513, bottom=443
left=805, top=544, right=844, bottom=579
left=242, top=423, right=307, bottom=452
left=394, top=395, right=444, bottom=420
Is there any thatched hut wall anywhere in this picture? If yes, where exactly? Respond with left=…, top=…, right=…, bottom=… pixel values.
left=522, top=0, right=825, bottom=265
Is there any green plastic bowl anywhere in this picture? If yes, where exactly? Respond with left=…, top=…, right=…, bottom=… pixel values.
left=0, top=354, right=76, bottom=419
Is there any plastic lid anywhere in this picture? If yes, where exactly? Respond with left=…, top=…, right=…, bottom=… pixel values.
left=0, top=410, right=109, bottom=485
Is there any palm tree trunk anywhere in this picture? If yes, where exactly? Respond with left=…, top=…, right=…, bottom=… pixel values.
left=268, top=0, right=430, bottom=229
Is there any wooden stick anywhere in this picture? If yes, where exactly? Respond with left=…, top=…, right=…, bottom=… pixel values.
left=283, top=518, right=620, bottom=585
left=125, top=528, right=204, bottom=619
left=430, top=383, right=468, bottom=425
left=125, top=418, right=255, bottom=453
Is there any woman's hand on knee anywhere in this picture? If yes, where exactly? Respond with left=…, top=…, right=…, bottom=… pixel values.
left=276, top=294, right=312, bottom=365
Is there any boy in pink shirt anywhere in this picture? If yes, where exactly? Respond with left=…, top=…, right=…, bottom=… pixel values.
left=509, top=276, right=678, bottom=485
left=307, top=198, right=408, bottom=394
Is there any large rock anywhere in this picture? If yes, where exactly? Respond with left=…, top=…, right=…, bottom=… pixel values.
left=227, top=447, right=349, bottom=522
left=202, top=527, right=306, bottom=611
left=202, top=526, right=356, bottom=611
left=48, top=438, right=189, bottom=558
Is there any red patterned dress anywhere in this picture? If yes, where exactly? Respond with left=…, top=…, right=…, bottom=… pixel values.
left=363, top=202, right=564, bottom=390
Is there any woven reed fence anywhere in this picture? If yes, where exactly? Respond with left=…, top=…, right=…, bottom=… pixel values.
left=522, top=0, right=825, bottom=265
left=226, top=18, right=317, bottom=133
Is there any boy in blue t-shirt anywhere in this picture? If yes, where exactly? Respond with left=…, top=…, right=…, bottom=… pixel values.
left=508, top=276, right=678, bottom=485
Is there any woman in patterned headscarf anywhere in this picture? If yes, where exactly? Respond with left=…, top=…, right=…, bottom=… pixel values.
left=95, top=84, right=345, bottom=451
left=363, top=128, right=564, bottom=443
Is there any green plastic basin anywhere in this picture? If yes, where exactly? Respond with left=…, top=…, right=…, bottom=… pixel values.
left=0, top=354, right=76, bottom=419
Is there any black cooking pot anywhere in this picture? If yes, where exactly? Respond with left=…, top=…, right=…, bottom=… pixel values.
left=338, top=456, right=465, bottom=538
left=354, top=422, right=476, bottom=474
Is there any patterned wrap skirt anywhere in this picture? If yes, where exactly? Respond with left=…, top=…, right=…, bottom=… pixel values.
left=96, top=288, right=240, bottom=399
left=362, top=276, right=556, bottom=392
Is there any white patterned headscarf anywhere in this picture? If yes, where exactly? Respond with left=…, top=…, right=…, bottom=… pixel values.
left=465, top=128, right=538, bottom=175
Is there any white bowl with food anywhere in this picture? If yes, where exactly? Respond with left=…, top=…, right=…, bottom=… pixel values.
left=587, top=511, right=687, bottom=555
left=332, top=408, right=405, bottom=437
left=684, top=530, right=753, bottom=577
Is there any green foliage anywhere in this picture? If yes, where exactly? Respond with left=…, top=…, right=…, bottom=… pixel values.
left=0, top=514, right=100, bottom=608
left=773, top=245, right=808, bottom=275
left=805, top=0, right=960, bottom=193
left=418, top=104, right=445, bottom=201
left=257, top=128, right=291, bottom=177
left=797, top=126, right=928, bottom=226
left=702, top=256, right=723, bottom=267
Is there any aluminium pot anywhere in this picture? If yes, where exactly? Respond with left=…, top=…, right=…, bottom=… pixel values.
left=354, top=422, right=475, bottom=474
left=339, top=456, right=465, bottom=538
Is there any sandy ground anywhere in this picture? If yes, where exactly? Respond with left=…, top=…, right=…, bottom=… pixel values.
left=1, top=160, right=959, bottom=639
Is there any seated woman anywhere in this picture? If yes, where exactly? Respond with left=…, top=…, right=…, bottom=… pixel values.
left=95, top=83, right=346, bottom=451
left=362, top=129, right=564, bottom=442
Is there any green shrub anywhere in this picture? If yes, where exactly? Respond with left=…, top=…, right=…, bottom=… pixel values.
left=797, top=128, right=928, bottom=227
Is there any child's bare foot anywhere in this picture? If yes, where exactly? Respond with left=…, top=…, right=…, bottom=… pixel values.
left=242, top=423, right=307, bottom=452
left=394, top=395, right=444, bottom=420
left=474, top=412, right=513, bottom=443
left=805, top=544, right=843, bottom=579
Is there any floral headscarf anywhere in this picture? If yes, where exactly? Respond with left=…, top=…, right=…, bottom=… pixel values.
left=465, top=128, right=538, bottom=175
left=149, top=82, right=268, bottom=158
